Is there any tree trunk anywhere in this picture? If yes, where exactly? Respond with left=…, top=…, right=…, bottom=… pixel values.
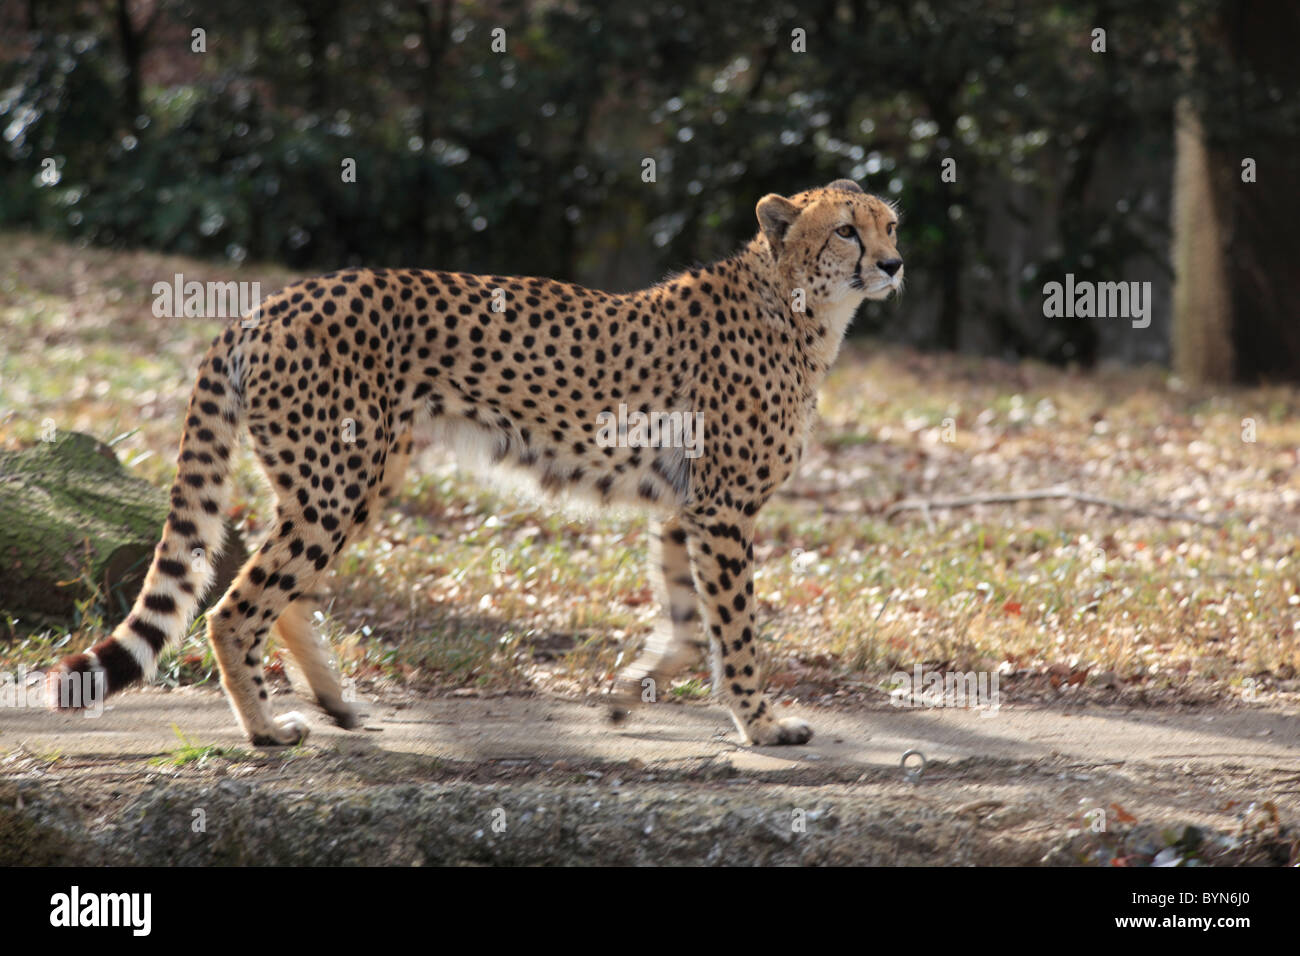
left=1171, top=96, right=1234, bottom=384
left=1219, top=0, right=1300, bottom=382
left=1173, top=0, right=1300, bottom=384
left=114, top=0, right=143, bottom=122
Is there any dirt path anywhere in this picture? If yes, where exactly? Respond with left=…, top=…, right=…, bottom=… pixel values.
left=2, top=688, right=1297, bottom=865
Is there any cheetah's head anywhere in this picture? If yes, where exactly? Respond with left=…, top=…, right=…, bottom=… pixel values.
left=756, top=179, right=903, bottom=305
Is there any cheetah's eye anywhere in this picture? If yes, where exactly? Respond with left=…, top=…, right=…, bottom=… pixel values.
left=887, top=222, right=897, bottom=235
left=835, top=225, right=855, bottom=239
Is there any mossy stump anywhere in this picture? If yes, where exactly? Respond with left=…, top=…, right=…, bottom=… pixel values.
left=0, top=432, right=246, bottom=633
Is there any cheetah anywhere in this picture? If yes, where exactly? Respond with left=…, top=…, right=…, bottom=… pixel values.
left=49, top=178, right=903, bottom=747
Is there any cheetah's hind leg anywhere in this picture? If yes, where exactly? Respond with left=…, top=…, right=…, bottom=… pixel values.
left=608, top=515, right=707, bottom=721
left=267, top=427, right=412, bottom=730
left=273, top=598, right=360, bottom=729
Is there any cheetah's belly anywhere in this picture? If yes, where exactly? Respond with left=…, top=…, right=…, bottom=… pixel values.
left=425, top=412, right=693, bottom=514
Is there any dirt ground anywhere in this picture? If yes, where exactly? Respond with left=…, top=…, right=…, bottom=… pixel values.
left=2, top=685, right=1296, bottom=865
left=4, top=236, right=1300, bottom=865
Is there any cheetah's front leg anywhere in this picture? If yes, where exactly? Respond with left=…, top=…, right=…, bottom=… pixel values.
left=685, top=510, right=812, bottom=746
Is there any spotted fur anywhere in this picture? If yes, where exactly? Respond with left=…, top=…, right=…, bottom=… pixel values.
left=49, top=179, right=903, bottom=747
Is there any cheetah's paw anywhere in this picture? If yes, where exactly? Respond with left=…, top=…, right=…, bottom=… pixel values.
left=748, top=716, right=814, bottom=746
left=251, top=711, right=311, bottom=746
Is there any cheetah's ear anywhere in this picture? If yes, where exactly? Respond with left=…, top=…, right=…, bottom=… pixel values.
left=756, top=194, right=801, bottom=260
left=825, top=179, right=863, bottom=193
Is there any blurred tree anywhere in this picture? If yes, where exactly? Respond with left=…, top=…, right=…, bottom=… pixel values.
left=1172, top=96, right=1233, bottom=384
left=1174, top=0, right=1300, bottom=383
left=113, top=0, right=165, bottom=124
left=0, top=0, right=1293, bottom=370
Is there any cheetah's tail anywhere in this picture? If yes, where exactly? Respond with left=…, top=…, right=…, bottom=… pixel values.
left=48, top=334, right=245, bottom=709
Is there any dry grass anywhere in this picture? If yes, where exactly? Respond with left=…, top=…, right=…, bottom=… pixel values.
left=2, top=231, right=1298, bottom=710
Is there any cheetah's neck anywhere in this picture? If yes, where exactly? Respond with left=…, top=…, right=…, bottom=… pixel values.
left=733, top=238, right=859, bottom=383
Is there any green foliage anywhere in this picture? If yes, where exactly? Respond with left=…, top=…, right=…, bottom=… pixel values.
left=0, top=32, right=119, bottom=227
left=151, top=725, right=252, bottom=767
left=0, top=0, right=1292, bottom=359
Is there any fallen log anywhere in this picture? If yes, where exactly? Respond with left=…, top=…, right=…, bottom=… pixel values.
left=0, top=432, right=246, bottom=634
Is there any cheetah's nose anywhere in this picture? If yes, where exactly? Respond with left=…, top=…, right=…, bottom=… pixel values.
left=878, top=258, right=903, bottom=278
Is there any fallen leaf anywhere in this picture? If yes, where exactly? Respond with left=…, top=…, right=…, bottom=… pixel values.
left=1111, top=802, right=1138, bottom=824
left=622, top=588, right=653, bottom=607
